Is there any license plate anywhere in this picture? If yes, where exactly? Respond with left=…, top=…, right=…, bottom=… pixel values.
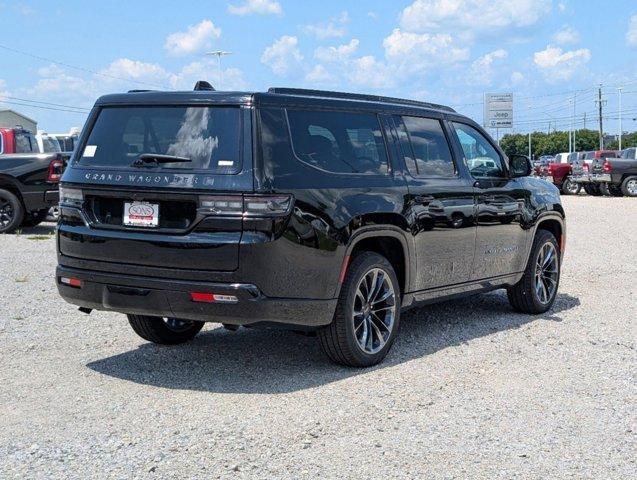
left=123, top=201, right=159, bottom=227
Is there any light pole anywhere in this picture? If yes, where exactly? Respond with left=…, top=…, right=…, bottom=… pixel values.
left=568, top=98, right=573, bottom=153
left=205, top=51, right=232, bottom=89
left=528, top=104, right=532, bottom=159
left=572, top=92, right=577, bottom=151
left=618, top=86, right=623, bottom=150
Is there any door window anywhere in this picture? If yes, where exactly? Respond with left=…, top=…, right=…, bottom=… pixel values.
left=396, top=116, right=456, bottom=177
left=452, top=123, right=505, bottom=178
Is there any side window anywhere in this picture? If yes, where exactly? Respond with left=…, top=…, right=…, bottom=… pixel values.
left=287, top=109, right=388, bottom=174
left=452, top=122, right=505, bottom=178
left=398, top=116, right=455, bottom=177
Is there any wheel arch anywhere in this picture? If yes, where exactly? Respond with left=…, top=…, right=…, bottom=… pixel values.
left=341, top=227, right=411, bottom=300
left=0, top=175, right=24, bottom=202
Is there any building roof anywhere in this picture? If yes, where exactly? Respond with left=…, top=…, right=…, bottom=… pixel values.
left=0, top=108, right=38, bottom=125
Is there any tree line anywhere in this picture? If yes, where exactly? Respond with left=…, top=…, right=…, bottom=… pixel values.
left=499, top=130, right=637, bottom=158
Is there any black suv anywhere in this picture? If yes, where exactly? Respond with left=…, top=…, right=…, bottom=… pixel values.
left=56, top=85, right=565, bottom=367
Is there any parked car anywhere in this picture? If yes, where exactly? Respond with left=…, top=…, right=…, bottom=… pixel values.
left=56, top=84, right=565, bottom=367
left=587, top=147, right=637, bottom=197
left=571, top=150, right=621, bottom=196
left=536, top=152, right=581, bottom=195
left=51, top=127, right=81, bottom=153
left=0, top=127, right=67, bottom=232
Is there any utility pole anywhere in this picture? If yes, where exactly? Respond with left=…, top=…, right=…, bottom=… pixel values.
left=572, top=92, right=577, bottom=151
left=618, top=86, right=623, bottom=150
left=583, top=112, right=587, bottom=130
left=568, top=98, right=573, bottom=153
left=205, top=51, right=232, bottom=89
left=528, top=104, right=532, bottom=159
left=595, top=84, right=606, bottom=150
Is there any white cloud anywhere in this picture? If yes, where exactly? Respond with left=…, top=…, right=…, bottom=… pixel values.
left=346, top=56, right=394, bottom=88
left=399, top=0, right=551, bottom=35
left=314, top=39, right=359, bottom=63
left=627, top=15, right=637, bottom=47
left=383, top=29, right=470, bottom=71
left=305, top=65, right=335, bottom=84
left=169, top=62, right=248, bottom=90
left=101, top=58, right=169, bottom=83
left=469, top=49, right=508, bottom=85
left=510, top=71, right=525, bottom=84
left=557, top=2, right=567, bottom=12
left=228, top=0, right=282, bottom=16
left=261, top=35, right=303, bottom=76
left=303, top=11, right=349, bottom=39
left=533, top=45, right=591, bottom=81
left=164, top=20, right=221, bottom=56
left=553, top=25, right=579, bottom=45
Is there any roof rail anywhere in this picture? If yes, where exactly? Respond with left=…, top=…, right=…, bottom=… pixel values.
left=267, top=87, right=456, bottom=113
left=127, top=89, right=155, bottom=93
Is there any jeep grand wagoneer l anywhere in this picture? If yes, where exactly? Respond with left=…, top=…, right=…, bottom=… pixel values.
left=56, top=85, right=565, bottom=367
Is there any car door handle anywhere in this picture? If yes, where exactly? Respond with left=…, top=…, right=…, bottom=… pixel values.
left=413, top=195, right=435, bottom=205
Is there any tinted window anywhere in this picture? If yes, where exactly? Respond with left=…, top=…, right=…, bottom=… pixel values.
left=40, top=136, right=61, bottom=153
left=287, top=109, right=388, bottom=174
left=15, top=132, right=38, bottom=153
left=79, top=106, right=241, bottom=172
left=452, top=122, right=505, bottom=177
left=397, top=116, right=455, bottom=177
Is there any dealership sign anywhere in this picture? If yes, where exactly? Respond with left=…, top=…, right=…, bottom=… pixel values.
left=484, top=93, right=513, bottom=128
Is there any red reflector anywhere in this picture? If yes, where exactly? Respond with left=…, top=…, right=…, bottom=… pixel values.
left=60, top=277, right=82, bottom=288
left=190, top=292, right=215, bottom=303
left=339, top=255, right=351, bottom=284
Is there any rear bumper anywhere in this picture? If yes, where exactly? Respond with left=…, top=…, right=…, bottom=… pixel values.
left=591, top=173, right=612, bottom=183
left=571, top=173, right=590, bottom=183
left=22, top=189, right=59, bottom=212
left=56, top=266, right=336, bottom=328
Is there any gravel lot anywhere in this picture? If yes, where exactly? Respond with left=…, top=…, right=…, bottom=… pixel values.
left=1, top=196, right=635, bottom=479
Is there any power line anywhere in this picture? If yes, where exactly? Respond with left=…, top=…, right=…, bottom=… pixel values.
left=0, top=99, right=89, bottom=114
left=1, top=95, right=91, bottom=111
left=0, top=43, right=171, bottom=90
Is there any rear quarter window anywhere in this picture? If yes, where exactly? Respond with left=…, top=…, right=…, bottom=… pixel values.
left=287, top=109, right=388, bottom=175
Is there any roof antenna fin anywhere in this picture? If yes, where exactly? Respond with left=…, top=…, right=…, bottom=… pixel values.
left=194, top=80, right=215, bottom=91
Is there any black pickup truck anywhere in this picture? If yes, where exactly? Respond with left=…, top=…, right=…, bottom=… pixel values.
left=0, top=153, right=65, bottom=233
left=588, top=147, right=637, bottom=197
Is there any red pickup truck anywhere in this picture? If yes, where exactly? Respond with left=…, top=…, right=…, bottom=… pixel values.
left=534, top=152, right=582, bottom=195
left=0, top=127, right=66, bottom=232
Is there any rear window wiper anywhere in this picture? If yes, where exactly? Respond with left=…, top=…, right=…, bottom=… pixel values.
left=131, top=153, right=192, bottom=167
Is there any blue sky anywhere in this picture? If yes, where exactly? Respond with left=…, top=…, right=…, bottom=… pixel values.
left=1, top=0, right=636, bottom=136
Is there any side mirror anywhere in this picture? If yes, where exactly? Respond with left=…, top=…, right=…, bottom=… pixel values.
left=509, top=154, right=532, bottom=178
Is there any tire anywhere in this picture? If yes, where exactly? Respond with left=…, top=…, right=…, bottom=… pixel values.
left=583, top=184, right=602, bottom=196
left=127, top=315, right=204, bottom=345
left=507, top=230, right=560, bottom=314
left=620, top=176, right=637, bottom=197
left=609, top=185, right=624, bottom=197
left=560, top=177, right=581, bottom=195
left=22, top=209, right=49, bottom=227
left=318, top=252, right=401, bottom=367
left=0, top=188, right=25, bottom=234
left=599, top=183, right=612, bottom=196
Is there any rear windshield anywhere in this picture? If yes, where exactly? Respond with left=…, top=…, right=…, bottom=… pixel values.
left=40, top=136, right=61, bottom=153
left=15, top=132, right=38, bottom=154
left=78, top=106, right=241, bottom=172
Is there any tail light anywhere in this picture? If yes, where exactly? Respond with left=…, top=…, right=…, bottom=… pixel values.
left=547, top=163, right=554, bottom=175
left=198, top=194, right=293, bottom=217
left=583, top=163, right=589, bottom=172
left=603, top=160, right=612, bottom=173
left=47, top=158, right=64, bottom=183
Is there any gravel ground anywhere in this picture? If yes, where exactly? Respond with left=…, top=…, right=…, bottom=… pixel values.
left=1, top=196, right=635, bottom=479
